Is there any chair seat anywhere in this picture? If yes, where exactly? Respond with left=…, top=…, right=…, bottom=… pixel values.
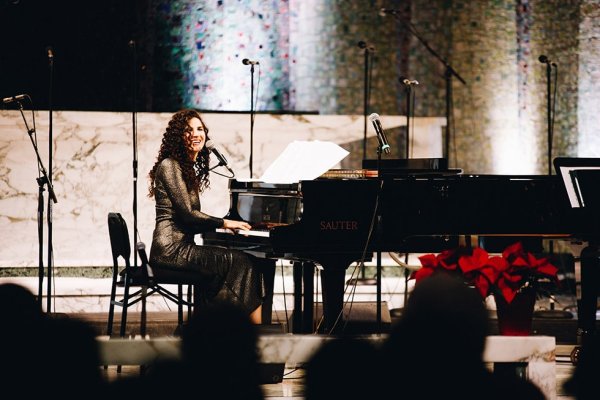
left=117, top=267, right=148, bottom=285
left=151, top=265, right=210, bottom=286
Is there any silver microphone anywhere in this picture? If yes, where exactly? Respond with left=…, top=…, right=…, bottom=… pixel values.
left=2, top=94, right=27, bottom=104
left=368, top=113, right=391, bottom=155
left=206, top=140, right=234, bottom=174
left=400, top=78, right=419, bottom=86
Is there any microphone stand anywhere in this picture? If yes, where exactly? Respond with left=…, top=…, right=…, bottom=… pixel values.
left=545, top=61, right=553, bottom=176
left=17, top=100, right=58, bottom=311
left=404, top=84, right=412, bottom=158
left=46, top=49, right=56, bottom=312
left=249, top=64, right=256, bottom=178
left=130, top=40, right=139, bottom=270
left=375, top=144, right=385, bottom=333
left=362, top=45, right=372, bottom=160
left=354, top=42, right=377, bottom=285
left=389, top=13, right=466, bottom=163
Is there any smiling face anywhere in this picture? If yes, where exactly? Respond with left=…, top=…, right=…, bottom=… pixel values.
left=185, top=117, right=206, bottom=160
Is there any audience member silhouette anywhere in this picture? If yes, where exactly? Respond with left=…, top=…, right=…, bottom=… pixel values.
left=0, top=283, right=46, bottom=393
left=304, top=337, right=382, bottom=400
left=179, top=300, right=263, bottom=399
left=43, top=315, right=107, bottom=399
left=380, top=273, right=546, bottom=400
left=0, top=283, right=107, bottom=399
left=110, top=300, right=263, bottom=399
left=563, top=333, right=600, bottom=400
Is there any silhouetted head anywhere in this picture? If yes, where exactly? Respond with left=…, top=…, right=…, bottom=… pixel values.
left=305, top=338, right=381, bottom=400
left=387, top=274, right=489, bottom=365
left=0, top=283, right=43, bottom=324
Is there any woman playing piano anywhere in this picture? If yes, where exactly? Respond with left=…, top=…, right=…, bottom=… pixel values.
left=147, top=109, right=264, bottom=323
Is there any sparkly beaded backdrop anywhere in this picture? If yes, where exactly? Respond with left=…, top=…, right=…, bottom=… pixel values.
left=152, top=0, right=600, bottom=173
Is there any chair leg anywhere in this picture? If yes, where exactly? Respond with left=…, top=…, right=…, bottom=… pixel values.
left=120, top=278, right=131, bottom=339
left=140, top=286, right=147, bottom=338
left=187, top=284, right=193, bottom=319
left=177, top=284, right=184, bottom=328
left=116, top=278, right=132, bottom=374
left=106, top=270, right=118, bottom=337
left=105, top=270, right=119, bottom=370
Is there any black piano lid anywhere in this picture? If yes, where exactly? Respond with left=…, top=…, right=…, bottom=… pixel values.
left=228, top=179, right=300, bottom=195
left=362, top=157, right=462, bottom=176
left=362, top=157, right=448, bottom=170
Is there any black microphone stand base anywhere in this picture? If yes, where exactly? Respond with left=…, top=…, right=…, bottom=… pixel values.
left=532, top=309, right=574, bottom=319
left=346, top=277, right=378, bottom=286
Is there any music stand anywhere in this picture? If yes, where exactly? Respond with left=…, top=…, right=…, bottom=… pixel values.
left=554, top=157, right=600, bottom=209
left=554, top=157, right=600, bottom=351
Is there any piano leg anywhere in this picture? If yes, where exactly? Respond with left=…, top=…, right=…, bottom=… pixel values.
left=292, top=261, right=316, bottom=333
left=319, top=259, right=351, bottom=334
left=578, top=243, right=600, bottom=343
left=303, top=262, right=315, bottom=333
left=293, top=262, right=303, bottom=333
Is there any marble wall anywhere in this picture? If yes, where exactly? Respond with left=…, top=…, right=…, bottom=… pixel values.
left=0, top=110, right=444, bottom=269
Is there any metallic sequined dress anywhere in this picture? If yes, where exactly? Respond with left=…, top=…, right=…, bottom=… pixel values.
left=149, top=158, right=264, bottom=313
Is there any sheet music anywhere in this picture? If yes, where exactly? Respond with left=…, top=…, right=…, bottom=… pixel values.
left=259, top=140, right=349, bottom=183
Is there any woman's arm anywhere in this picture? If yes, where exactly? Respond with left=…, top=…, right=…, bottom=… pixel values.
left=157, top=158, right=224, bottom=231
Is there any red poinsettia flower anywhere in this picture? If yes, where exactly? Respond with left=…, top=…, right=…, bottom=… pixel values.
left=413, top=247, right=468, bottom=282
left=495, top=242, right=559, bottom=303
left=413, top=242, right=559, bottom=304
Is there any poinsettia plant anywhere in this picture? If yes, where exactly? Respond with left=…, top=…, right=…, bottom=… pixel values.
left=413, top=242, right=559, bottom=304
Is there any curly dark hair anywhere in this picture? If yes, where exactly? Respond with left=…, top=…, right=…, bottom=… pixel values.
left=148, top=109, right=211, bottom=197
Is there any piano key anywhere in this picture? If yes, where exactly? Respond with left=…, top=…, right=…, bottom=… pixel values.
left=215, top=228, right=271, bottom=238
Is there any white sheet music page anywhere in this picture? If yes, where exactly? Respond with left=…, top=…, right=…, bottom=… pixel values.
left=259, top=140, right=349, bottom=183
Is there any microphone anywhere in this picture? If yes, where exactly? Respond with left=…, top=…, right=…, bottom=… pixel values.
left=46, top=46, right=54, bottom=66
left=2, top=94, right=27, bottom=104
left=379, top=8, right=399, bottom=16
left=538, top=54, right=557, bottom=67
left=357, top=41, right=376, bottom=52
left=242, top=58, right=259, bottom=65
left=136, top=242, right=154, bottom=280
left=399, top=77, right=419, bottom=86
left=368, top=113, right=391, bottom=155
left=206, top=140, right=234, bottom=174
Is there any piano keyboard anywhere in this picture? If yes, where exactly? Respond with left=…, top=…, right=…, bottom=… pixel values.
left=214, top=228, right=271, bottom=238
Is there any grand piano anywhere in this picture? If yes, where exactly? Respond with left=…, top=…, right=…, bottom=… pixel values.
left=203, top=160, right=600, bottom=336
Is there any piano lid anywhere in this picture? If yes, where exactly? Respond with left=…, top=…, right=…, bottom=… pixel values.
left=362, top=157, right=462, bottom=177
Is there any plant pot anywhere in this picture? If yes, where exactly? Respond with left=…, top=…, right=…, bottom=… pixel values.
left=494, top=287, right=536, bottom=336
